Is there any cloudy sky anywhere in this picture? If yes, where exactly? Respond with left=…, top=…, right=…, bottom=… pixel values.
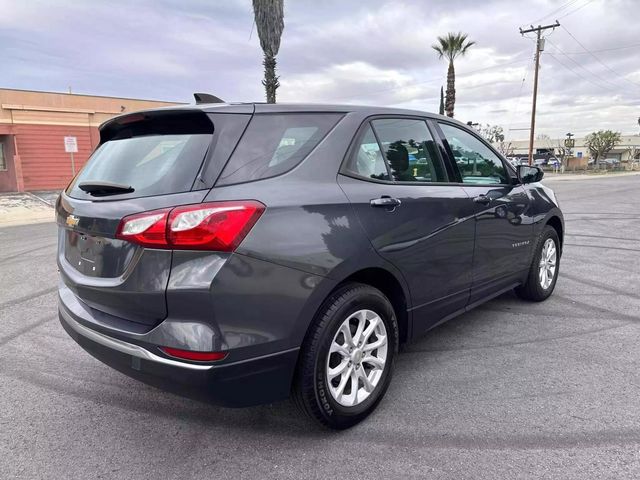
left=2, top=0, right=639, bottom=139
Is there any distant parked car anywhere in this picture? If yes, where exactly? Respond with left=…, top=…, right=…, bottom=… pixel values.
left=588, top=158, right=620, bottom=166
left=509, top=157, right=529, bottom=166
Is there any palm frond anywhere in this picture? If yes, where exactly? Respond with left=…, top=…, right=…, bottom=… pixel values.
left=461, top=40, right=476, bottom=55
left=432, top=32, right=475, bottom=62
left=252, top=0, right=284, bottom=57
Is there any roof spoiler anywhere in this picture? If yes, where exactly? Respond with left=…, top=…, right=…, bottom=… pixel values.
left=194, top=93, right=225, bottom=104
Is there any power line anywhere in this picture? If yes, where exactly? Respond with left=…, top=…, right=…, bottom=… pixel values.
left=506, top=44, right=537, bottom=140
left=546, top=38, right=639, bottom=95
left=556, top=0, right=596, bottom=19
left=560, top=24, right=640, bottom=88
left=545, top=51, right=622, bottom=94
left=528, top=0, right=580, bottom=25
left=545, top=47, right=640, bottom=101
left=546, top=39, right=613, bottom=89
left=552, top=42, right=640, bottom=55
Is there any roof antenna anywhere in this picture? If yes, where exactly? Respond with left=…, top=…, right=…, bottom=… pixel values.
left=194, top=93, right=225, bottom=104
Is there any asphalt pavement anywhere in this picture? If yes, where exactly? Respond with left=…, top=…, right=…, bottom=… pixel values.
left=1, top=176, right=639, bottom=479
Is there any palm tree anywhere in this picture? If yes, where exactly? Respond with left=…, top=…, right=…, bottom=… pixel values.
left=432, top=32, right=475, bottom=118
left=252, top=0, right=285, bottom=103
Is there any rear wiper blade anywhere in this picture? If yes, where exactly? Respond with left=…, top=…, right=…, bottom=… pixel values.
left=78, top=181, right=135, bottom=196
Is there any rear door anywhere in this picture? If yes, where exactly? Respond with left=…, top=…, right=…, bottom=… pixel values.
left=338, top=117, right=476, bottom=335
left=57, top=109, right=251, bottom=327
left=434, top=121, right=533, bottom=304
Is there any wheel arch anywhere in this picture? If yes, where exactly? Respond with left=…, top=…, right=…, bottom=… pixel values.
left=545, top=214, right=564, bottom=250
left=333, top=267, right=410, bottom=344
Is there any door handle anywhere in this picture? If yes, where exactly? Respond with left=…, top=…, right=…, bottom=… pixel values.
left=370, top=196, right=401, bottom=208
left=473, top=194, right=491, bottom=205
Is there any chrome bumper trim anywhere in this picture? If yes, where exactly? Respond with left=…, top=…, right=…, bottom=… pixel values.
left=60, top=308, right=214, bottom=371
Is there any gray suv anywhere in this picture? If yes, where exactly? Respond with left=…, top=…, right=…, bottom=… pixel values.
left=57, top=102, right=563, bottom=429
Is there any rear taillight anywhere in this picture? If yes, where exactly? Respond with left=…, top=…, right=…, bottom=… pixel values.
left=168, top=202, right=264, bottom=251
left=115, top=209, right=171, bottom=248
left=115, top=201, right=264, bottom=251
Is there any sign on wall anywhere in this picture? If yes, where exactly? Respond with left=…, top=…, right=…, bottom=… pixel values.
left=64, top=136, right=78, bottom=174
left=64, top=136, right=78, bottom=153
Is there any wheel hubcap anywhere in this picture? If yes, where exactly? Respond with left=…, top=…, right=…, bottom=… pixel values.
left=326, top=309, right=388, bottom=407
left=538, top=238, right=557, bottom=290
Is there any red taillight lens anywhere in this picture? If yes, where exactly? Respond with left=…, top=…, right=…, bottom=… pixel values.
left=115, top=208, right=170, bottom=248
left=168, top=201, right=265, bottom=251
left=160, top=346, right=227, bottom=362
left=115, top=201, right=264, bottom=251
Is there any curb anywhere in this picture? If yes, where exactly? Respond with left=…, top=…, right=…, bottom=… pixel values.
left=26, top=192, right=56, bottom=208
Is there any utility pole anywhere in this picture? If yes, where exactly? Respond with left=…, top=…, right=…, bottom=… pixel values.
left=520, top=21, right=559, bottom=165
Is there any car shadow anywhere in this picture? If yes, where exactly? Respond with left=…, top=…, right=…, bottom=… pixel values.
left=8, top=289, right=569, bottom=440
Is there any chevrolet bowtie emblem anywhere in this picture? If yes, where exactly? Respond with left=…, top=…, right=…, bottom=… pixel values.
left=66, top=215, right=80, bottom=227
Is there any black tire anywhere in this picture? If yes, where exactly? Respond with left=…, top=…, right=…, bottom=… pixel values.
left=515, top=225, right=560, bottom=301
left=292, top=282, right=399, bottom=429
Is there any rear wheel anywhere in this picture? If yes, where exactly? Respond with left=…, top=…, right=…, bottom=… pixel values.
left=293, top=283, right=398, bottom=429
left=515, top=225, right=560, bottom=301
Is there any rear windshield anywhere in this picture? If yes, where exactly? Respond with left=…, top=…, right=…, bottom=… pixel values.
left=217, top=113, right=342, bottom=185
left=67, top=134, right=212, bottom=199
left=65, top=109, right=235, bottom=200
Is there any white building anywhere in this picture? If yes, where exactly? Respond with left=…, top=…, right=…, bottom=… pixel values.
left=507, top=134, right=640, bottom=161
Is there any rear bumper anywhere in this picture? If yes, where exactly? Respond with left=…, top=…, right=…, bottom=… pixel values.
left=59, top=306, right=299, bottom=407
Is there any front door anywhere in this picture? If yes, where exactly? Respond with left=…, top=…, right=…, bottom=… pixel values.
left=0, top=135, right=18, bottom=193
left=338, top=117, right=476, bottom=335
left=436, top=122, right=533, bottom=304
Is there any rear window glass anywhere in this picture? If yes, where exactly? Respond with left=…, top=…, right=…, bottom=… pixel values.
left=67, top=133, right=212, bottom=199
left=217, top=113, right=342, bottom=185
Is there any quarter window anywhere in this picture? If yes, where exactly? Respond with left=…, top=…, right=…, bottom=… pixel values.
left=372, top=119, right=447, bottom=183
left=218, top=113, right=342, bottom=185
left=344, top=125, right=389, bottom=180
left=439, top=123, right=509, bottom=184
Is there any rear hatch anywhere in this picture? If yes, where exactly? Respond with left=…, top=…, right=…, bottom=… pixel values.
left=57, top=107, right=252, bottom=328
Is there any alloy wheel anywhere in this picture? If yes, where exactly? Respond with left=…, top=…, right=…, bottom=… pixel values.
left=538, top=238, right=557, bottom=290
left=326, top=309, right=388, bottom=407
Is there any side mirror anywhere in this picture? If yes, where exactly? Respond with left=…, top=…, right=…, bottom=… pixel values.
left=517, top=164, right=544, bottom=184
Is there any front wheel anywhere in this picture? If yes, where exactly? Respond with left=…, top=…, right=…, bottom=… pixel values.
left=292, top=283, right=399, bottom=429
left=515, top=225, right=560, bottom=301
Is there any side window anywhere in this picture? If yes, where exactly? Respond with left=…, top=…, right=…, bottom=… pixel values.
left=218, top=113, right=342, bottom=185
left=344, top=125, right=389, bottom=180
left=372, top=118, right=447, bottom=183
left=439, top=123, right=509, bottom=184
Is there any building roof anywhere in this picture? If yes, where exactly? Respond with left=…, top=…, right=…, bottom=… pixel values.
left=0, top=87, right=184, bottom=104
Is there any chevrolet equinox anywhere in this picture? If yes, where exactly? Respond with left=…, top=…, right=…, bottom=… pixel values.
left=57, top=102, right=564, bottom=429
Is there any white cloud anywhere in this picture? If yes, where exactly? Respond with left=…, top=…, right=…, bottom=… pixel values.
left=280, top=61, right=427, bottom=104
left=0, top=0, right=638, bottom=136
